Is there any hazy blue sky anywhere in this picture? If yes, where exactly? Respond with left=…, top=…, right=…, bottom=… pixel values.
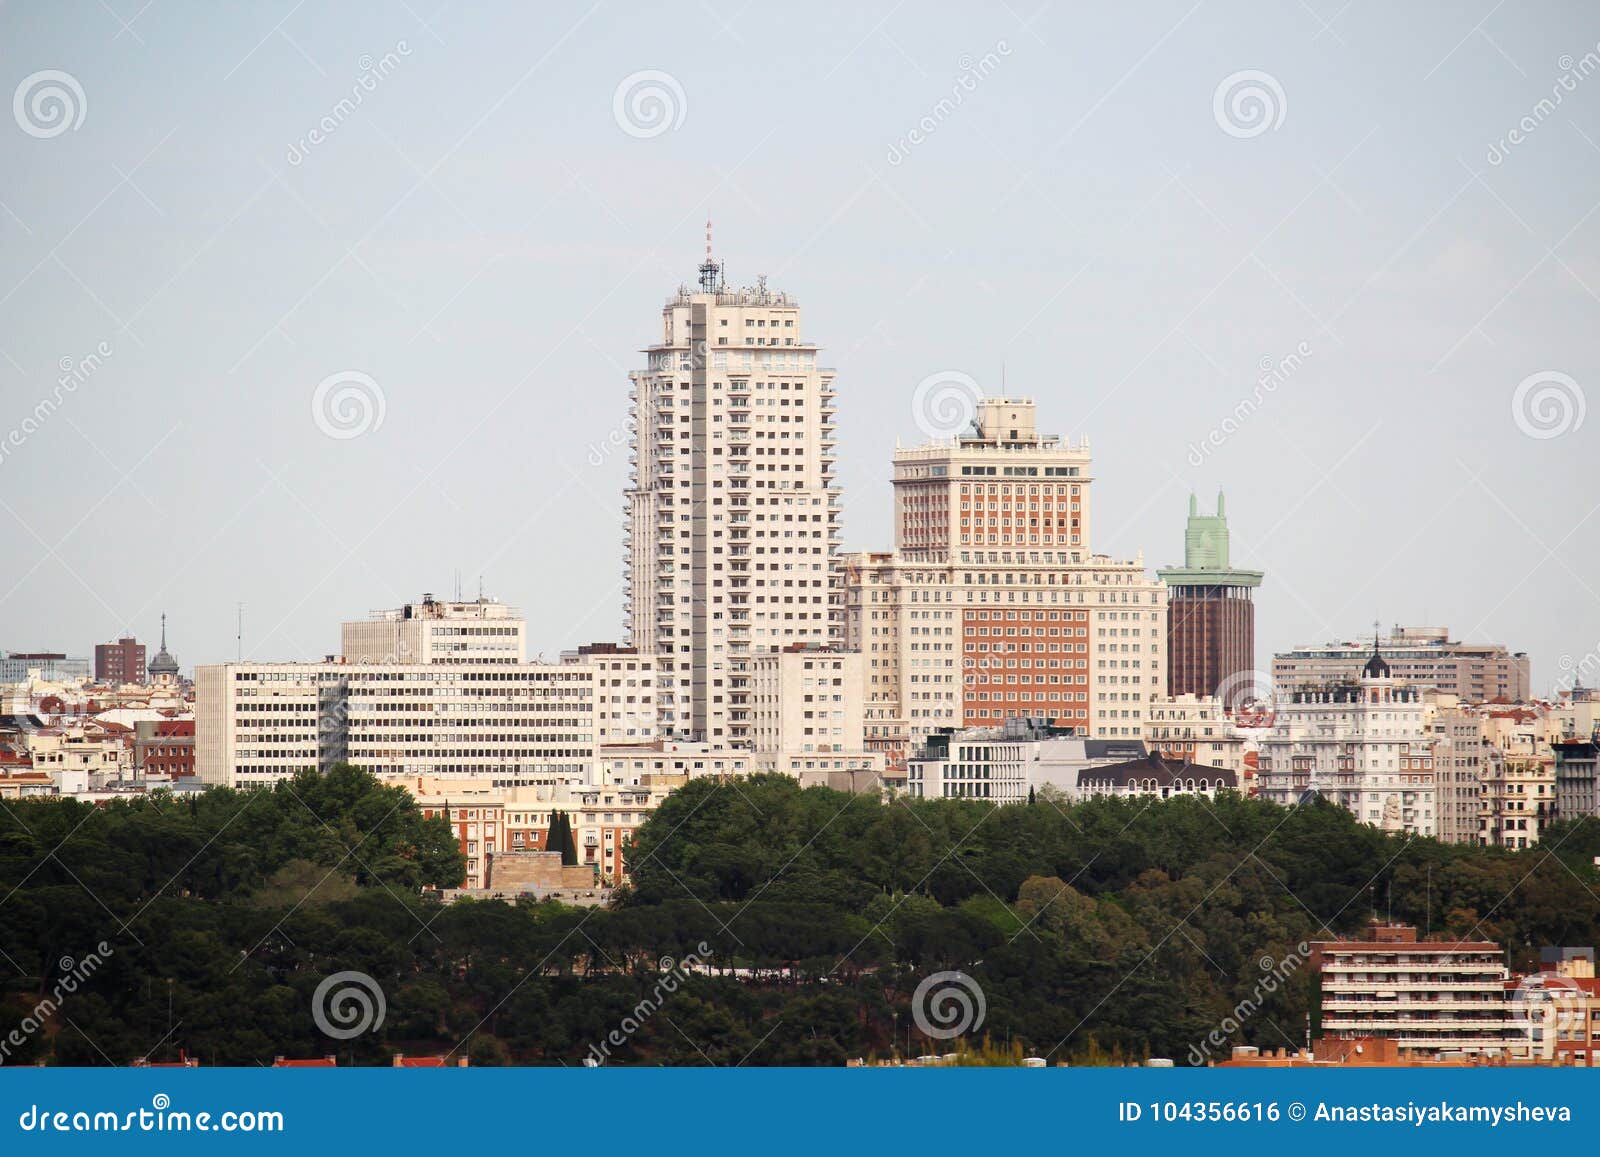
left=2, top=1, right=1596, bottom=692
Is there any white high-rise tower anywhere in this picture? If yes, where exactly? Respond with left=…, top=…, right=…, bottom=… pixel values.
left=625, top=231, right=843, bottom=745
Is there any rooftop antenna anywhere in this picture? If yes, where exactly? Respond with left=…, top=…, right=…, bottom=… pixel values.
left=236, top=602, right=243, bottom=662
left=698, top=218, right=721, bottom=292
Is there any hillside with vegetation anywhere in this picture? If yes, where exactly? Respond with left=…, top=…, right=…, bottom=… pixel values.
left=3, top=767, right=1598, bottom=1065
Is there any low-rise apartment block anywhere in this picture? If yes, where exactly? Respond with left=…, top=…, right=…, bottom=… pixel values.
left=195, top=660, right=598, bottom=788
left=1312, top=921, right=1513, bottom=1056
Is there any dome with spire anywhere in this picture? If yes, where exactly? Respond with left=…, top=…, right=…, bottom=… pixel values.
left=1361, top=633, right=1390, bottom=680
left=148, top=613, right=179, bottom=679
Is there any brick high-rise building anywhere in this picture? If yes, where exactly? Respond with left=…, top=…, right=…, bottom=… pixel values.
left=844, top=398, right=1167, bottom=755
left=1157, top=493, right=1262, bottom=703
left=94, top=636, right=146, bottom=684
left=624, top=240, right=843, bottom=746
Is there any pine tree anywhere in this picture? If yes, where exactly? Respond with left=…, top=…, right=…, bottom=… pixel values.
left=558, top=811, right=578, bottom=866
left=546, top=811, right=578, bottom=866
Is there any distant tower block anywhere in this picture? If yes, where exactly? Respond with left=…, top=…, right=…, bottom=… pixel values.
left=1157, top=493, right=1264, bottom=702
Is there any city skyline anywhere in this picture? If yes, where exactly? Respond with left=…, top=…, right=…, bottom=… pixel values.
left=2, top=3, right=1596, bottom=697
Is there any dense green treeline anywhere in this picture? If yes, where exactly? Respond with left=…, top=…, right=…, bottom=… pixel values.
left=2, top=767, right=1598, bottom=1065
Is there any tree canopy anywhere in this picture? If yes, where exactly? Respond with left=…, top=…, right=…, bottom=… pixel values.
left=3, top=768, right=1596, bottom=1066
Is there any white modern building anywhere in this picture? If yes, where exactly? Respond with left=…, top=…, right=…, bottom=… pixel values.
left=624, top=252, right=843, bottom=747
left=194, top=660, right=598, bottom=788
left=904, top=718, right=1203, bottom=803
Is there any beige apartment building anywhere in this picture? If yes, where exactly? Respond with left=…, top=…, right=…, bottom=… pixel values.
left=340, top=593, right=525, bottom=666
left=844, top=398, right=1166, bottom=759
left=624, top=255, right=843, bottom=747
left=561, top=644, right=662, bottom=746
left=1273, top=626, right=1529, bottom=701
left=1425, top=695, right=1488, bottom=845
left=1479, top=750, right=1554, bottom=849
left=1143, top=694, right=1247, bottom=774
left=747, top=645, right=864, bottom=755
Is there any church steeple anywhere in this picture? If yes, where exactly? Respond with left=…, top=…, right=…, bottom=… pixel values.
left=1361, top=629, right=1390, bottom=680
left=148, top=613, right=180, bottom=680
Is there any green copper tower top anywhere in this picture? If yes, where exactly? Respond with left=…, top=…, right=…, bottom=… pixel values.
left=1156, top=492, right=1264, bottom=588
